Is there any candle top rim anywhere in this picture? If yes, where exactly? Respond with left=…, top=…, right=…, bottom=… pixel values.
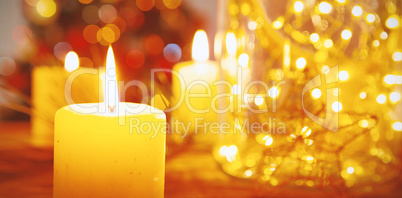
left=58, top=102, right=165, bottom=117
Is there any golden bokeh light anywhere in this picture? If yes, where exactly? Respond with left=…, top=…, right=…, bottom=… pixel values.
left=248, top=21, right=257, bottom=30
left=373, top=40, right=380, bottom=47
left=318, top=2, right=332, bottom=14
left=263, top=135, right=273, bottom=146
left=341, top=30, right=352, bottom=40
left=240, top=2, right=251, bottom=16
left=351, top=6, right=363, bottom=17
left=366, top=14, right=375, bottom=23
left=163, top=0, right=181, bottom=9
left=321, top=65, right=330, bottom=74
left=347, top=167, right=354, bottom=174
left=376, top=94, right=386, bottom=104
left=137, top=0, right=155, bottom=11
left=96, top=26, right=116, bottom=46
left=254, top=95, right=264, bottom=106
left=238, top=53, right=249, bottom=67
left=145, top=34, right=164, bottom=56
left=83, top=25, right=100, bottom=44
left=272, top=17, right=284, bottom=29
left=324, top=39, right=333, bottom=48
left=393, top=122, right=402, bottom=131
left=79, top=57, right=93, bottom=68
left=389, top=92, right=401, bottom=103
left=269, top=87, right=280, bottom=98
left=294, top=1, right=304, bottom=13
left=385, top=15, right=400, bottom=29
left=380, top=31, right=388, bottom=40
left=338, top=71, right=349, bottom=81
left=311, top=88, right=321, bottom=99
left=79, top=0, right=93, bottom=4
left=392, top=51, right=402, bottom=62
left=360, top=92, right=367, bottom=99
left=244, top=170, right=253, bottom=177
left=99, top=4, right=117, bottom=23
left=296, top=57, right=306, bottom=69
left=332, top=101, right=342, bottom=112
left=36, top=0, right=57, bottom=18
left=310, top=33, right=319, bottom=42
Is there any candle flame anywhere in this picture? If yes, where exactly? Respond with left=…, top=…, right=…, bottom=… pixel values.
left=225, top=32, right=237, bottom=57
left=192, top=30, right=209, bottom=62
left=64, top=51, right=79, bottom=72
left=105, top=45, right=119, bottom=113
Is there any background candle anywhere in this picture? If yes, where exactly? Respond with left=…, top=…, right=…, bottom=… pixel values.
left=31, top=52, right=101, bottom=147
left=54, top=103, right=166, bottom=198
left=171, top=30, right=219, bottom=139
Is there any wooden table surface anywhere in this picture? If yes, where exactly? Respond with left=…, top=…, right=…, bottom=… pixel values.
left=1, top=122, right=401, bottom=198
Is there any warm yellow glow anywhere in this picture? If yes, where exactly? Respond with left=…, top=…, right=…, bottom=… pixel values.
left=332, top=101, right=342, bottom=112
left=294, top=1, right=304, bottom=13
left=269, top=87, right=280, bottom=98
left=324, top=39, right=333, bottom=48
left=296, top=57, right=306, bottom=69
left=272, top=20, right=283, bottom=29
left=245, top=170, right=253, bottom=177
left=373, top=40, right=380, bottom=47
left=351, top=6, right=363, bottom=17
left=393, top=122, right=402, bottom=131
left=272, top=17, right=284, bottom=29
left=213, top=32, right=222, bottom=59
left=384, top=75, right=395, bottom=85
left=238, top=53, right=249, bottom=67
left=218, top=145, right=237, bottom=162
left=301, top=126, right=312, bottom=137
left=192, top=30, right=209, bottom=62
left=310, top=33, right=320, bottom=42
left=243, top=94, right=253, bottom=103
left=336, top=0, right=346, bottom=3
left=248, top=21, right=257, bottom=30
left=305, top=156, right=314, bottom=163
left=36, top=0, right=56, bottom=18
left=318, top=2, right=332, bottom=14
left=105, top=45, right=119, bottom=113
left=226, top=32, right=237, bottom=57
left=283, top=42, right=290, bottom=70
left=338, top=71, right=349, bottom=81
left=392, top=51, right=402, bottom=62
left=341, top=30, right=352, bottom=40
left=263, top=135, right=273, bottom=146
left=64, top=51, right=79, bottom=72
left=322, top=65, right=330, bottom=74
left=360, top=92, right=367, bottom=99
left=380, top=32, right=388, bottom=40
left=311, top=89, right=321, bottom=99
left=366, top=14, right=375, bottom=23
left=254, top=95, right=264, bottom=106
left=390, top=92, right=401, bottom=103
left=360, top=119, right=369, bottom=128
left=376, top=94, right=386, bottom=104
left=385, top=15, right=400, bottom=29
left=231, top=84, right=240, bottom=95
left=347, top=167, right=354, bottom=174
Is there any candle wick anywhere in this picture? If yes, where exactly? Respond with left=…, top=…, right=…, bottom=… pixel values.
left=108, top=105, right=116, bottom=113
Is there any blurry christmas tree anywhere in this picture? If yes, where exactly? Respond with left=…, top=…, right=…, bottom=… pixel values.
left=20, top=0, right=203, bottom=103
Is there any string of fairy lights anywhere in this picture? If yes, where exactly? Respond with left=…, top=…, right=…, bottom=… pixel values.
left=214, top=0, right=402, bottom=191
